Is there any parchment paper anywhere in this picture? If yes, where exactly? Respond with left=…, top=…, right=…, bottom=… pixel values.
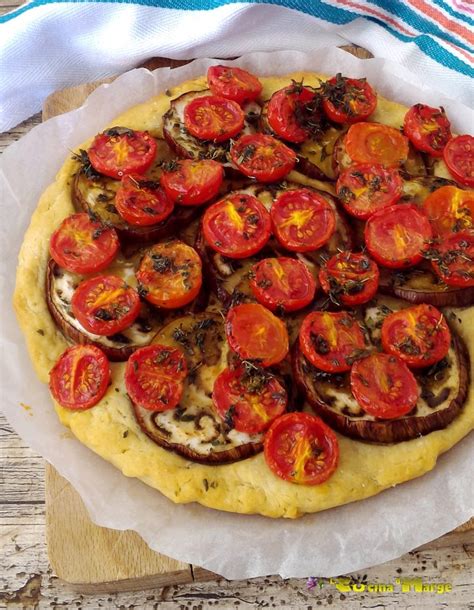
left=1, top=47, right=473, bottom=580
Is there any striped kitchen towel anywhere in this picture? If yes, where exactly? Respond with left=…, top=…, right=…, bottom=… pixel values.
left=0, top=0, right=472, bottom=132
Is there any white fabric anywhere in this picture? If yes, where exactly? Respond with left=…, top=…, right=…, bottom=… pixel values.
left=0, top=3, right=473, bottom=132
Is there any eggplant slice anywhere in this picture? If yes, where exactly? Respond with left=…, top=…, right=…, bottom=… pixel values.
left=131, top=313, right=263, bottom=464
left=294, top=295, right=470, bottom=443
left=46, top=259, right=166, bottom=361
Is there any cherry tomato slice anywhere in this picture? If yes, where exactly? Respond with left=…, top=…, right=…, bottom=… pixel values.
left=365, top=203, right=432, bottom=269
left=49, top=212, right=119, bottom=274
left=183, top=95, right=244, bottom=142
left=250, top=257, right=317, bottom=313
left=71, top=275, right=141, bottom=336
left=136, top=240, right=202, bottom=309
left=125, top=344, right=187, bottom=411
left=267, top=85, right=316, bottom=143
left=429, top=230, right=474, bottom=287
left=350, top=353, right=419, bottom=419
left=202, top=193, right=271, bottom=259
left=423, top=185, right=474, bottom=236
left=212, top=366, right=287, bottom=434
left=160, top=159, right=224, bottom=206
left=403, top=104, right=451, bottom=157
left=381, top=303, right=451, bottom=368
left=88, top=127, right=157, bottom=179
left=319, top=252, right=379, bottom=307
left=443, top=135, right=474, bottom=187
left=336, top=164, right=403, bottom=219
left=264, top=412, right=339, bottom=486
left=271, top=188, right=336, bottom=252
left=49, top=344, right=110, bottom=410
left=226, top=303, right=289, bottom=367
left=207, top=65, right=262, bottom=105
left=230, top=133, right=297, bottom=182
left=299, top=311, right=369, bottom=373
left=115, top=174, right=174, bottom=226
left=344, top=122, right=409, bottom=167
left=321, top=75, right=377, bottom=124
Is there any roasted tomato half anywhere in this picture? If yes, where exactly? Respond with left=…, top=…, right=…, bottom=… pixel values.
left=423, top=185, right=474, bottom=236
left=125, top=344, right=187, bottom=411
left=49, top=212, right=119, bottom=274
left=250, top=257, right=317, bottom=312
left=321, top=74, right=377, bottom=124
left=443, top=135, right=474, bottom=187
left=403, top=104, right=451, bottom=157
left=136, top=241, right=202, bottom=309
left=230, top=133, right=297, bottom=182
left=264, top=412, right=339, bottom=486
left=71, top=275, right=141, bottom=336
left=207, top=65, right=262, bottom=105
left=299, top=311, right=369, bottom=373
left=344, top=122, right=409, bottom=167
left=271, top=188, right=336, bottom=252
left=183, top=95, right=244, bottom=142
left=115, top=174, right=174, bottom=226
left=381, top=303, right=451, bottom=368
left=350, top=352, right=419, bottom=419
left=160, top=159, right=224, bottom=206
left=202, top=192, right=271, bottom=258
left=88, top=127, right=157, bottom=179
left=428, top=230, right=474, bottom=287
left=336, top=164, right=403, bottom=220
left=213, top=365, right=287, bottom=434
left=365, top=203, right=432, bottom=269
left=267, top=84, right=316, bottom=143
left=49, top=344, right=110, bottom=410
left=226, top=303, right=289, bottom=367
left=319, top=252, right=379, bottom=307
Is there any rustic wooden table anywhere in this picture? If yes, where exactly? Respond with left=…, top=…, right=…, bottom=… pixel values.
left=1, top=2, right=473, bottom=607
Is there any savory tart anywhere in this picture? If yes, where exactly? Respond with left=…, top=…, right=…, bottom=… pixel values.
left=14, top=66, right=474, bottom=518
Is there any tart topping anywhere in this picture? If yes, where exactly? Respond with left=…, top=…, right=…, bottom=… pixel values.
left=160, top=159, right=224, bottom=206
left=183, top=95, right=244, bottom=142
left=267, top=84, right=317, bottom=143
left=428, top=230, right=474, bottom=288
left=230, top=133, right=297, bottom=182
left=115, top=175, right=174, bottom=226
left=49, top=344, right=110, bottom=410
left=403, top=104, right=451, bottom=157
left=423, top=186, right=474, bottom=237
left=207, top=65, right=262, bottom=105
left=344, top=122, right=409, bottom=167
left=319, top=252, right=379, bottom=307
left=443, top=134, right=474, bottom=187
left=321, top=74, right=377, bottom=124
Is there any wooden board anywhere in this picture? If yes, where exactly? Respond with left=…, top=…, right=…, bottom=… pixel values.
left=43, top=49, right=473, bottom=593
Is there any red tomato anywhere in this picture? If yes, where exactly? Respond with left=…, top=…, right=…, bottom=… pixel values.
left=350, top=353, right=419, bottom=419
left=202, top=193, right=271, bottom=259
left=267, top=85, right=316, bottom=143
left=443, top=135, right=474, bottom=187
left=136, top=241, right=202, bottom=309
left=264, top=412, right=339, bottom=486
left=183, top=95, right=244, bottom=142
left=207, top=65, right=262, bottom=105
left=71, top=275, right=141, bottom=336
left=299, top=311, right=369, bottom=373
left=49, top=344, right=110, bottom=410
left=250, top=257, right=317, bottom=312
left=271, top=188, right=336, bottom=252
left=336, top=164, right=403, bottom=219
left=344, top=122, right=409, bottom=167
left=230, top=133, right=297, bottom=182
left=49, top=212, right=119, bottom=274
left=160, top=159, right=224, bottom=206
left=319, top=252, right=379, bottom=307
left=321, top=75, right=377, bottom=124
left=365, top=204, right=432, bottom=269
left=381, top=304, right=451, bottom=368
left=88, top=127, right=157, bottom=179
left=212, top=366, right=287, bottom=434
left=429, top=230, right=474, bottom=287
left=225, top=303, right=289, bottom=367
left=403, top=104, right=451, bottom=157
left=124, top=344, right=187, bottom=411
left=423, top=185, right=474, bottom=236
left=115, top=174, right=174, bottom=226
